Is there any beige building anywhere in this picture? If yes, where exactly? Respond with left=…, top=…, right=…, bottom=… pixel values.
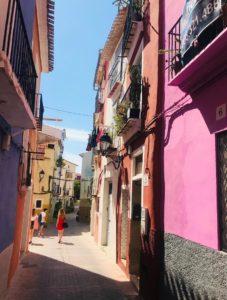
left=57, top=159, right=77, bottom=211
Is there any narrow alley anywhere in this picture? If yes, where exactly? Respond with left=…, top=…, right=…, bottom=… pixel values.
left=2, top=213, right=139, bottom=300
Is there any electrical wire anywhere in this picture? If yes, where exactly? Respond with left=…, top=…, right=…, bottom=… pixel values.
left=44, top=106, right=92, bottom=117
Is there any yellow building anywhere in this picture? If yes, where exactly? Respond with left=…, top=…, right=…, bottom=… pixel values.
left=32, top=125, right=65, bottom=223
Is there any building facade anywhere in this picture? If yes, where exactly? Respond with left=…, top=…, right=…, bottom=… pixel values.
left=58, top=159, right=77, bottom=212
left=0, top=0, right=55, bottom=294
left=160, top=0, right=227, bottom=298
left=32, top=125, right=65, bottom=222
left=89, top=1, right=161, bottom=298
left=89, top=0, right=227, bottom=299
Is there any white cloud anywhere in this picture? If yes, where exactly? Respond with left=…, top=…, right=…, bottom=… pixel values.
left=65, top=128, right=89, bottom=142
left=53, top=126, right=89, bottom=142
left=63, top=151, right=82, bottom=173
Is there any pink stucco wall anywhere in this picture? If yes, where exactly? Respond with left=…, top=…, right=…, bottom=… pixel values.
left=164, top=1, right=227, bottom=250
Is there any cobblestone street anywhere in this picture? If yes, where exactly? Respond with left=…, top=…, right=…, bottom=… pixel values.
left=3, top=213, right=139, bottom=300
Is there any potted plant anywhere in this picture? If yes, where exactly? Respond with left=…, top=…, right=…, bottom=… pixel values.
left=131, top=0, right=143, bottom=21
left=128, top=64, right=141, bottom=119
left=114, top=100, right=130, bottom=135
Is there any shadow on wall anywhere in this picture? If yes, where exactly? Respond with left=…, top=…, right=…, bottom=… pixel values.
left=164, top=74, right=227, bottom=147
left=161, top=271, right=211, bottom=300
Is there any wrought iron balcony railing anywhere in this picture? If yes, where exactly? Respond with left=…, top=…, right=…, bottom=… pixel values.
left=2, top=0, right=37, bottom=112
left=108, top=57, right=122, bottom=95
left=168, top=18, right=181, bottom=81
left=168, top=3, right=226, bottom=80
left=35, top=94, right=44, bottom=131
left=122, top=0, right=142, bottom=56
left=95, top=89, right=103, bottom=113
left=114, top=73, right=142, bottom=137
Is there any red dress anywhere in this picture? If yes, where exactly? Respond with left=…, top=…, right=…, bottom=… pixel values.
left=57, top=215, right=65, bottom=230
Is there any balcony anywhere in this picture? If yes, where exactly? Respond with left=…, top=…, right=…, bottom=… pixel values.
left=168, top=2, right=227, bottom=92
left=35, top=94, right=44, bottom=131
left=122, top=0, right=143, bottom=56
left=119, top=118, right=141, bottom=144
left=108, top=57, right=125, bottom=97
left=97, top=88, right=104, bottom=104
left=95, top=89, right=103, bottom=113
left=114, top=66, right=142, bottom=143
left=0, top=0, right=37, bottom=129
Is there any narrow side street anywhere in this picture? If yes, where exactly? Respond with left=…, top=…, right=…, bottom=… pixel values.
left=3, top=213, right=139, bottom=300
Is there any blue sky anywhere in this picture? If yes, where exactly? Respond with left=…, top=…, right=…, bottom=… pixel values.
left=40, top=0, right=118, bottom=172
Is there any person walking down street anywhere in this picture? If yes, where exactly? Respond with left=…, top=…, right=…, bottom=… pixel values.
left=38, top=208, right=48, bottom=237
left=56, top=208, right=66, bottom=243
left=29, top=208, right=38, bottom=244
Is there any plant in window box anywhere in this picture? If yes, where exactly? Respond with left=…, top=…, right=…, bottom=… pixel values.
left=128, top=64, right=141, bottom=119
left=113, top=99, right=130, bottom=136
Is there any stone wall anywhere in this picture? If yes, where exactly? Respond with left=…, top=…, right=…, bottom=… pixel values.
left=160, top=233, right=227, bottom=300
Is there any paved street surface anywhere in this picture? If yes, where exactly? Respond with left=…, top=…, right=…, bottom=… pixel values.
left=3, top=213, right=140, bottom=300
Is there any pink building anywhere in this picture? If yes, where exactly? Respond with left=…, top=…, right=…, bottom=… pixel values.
left=161, top=0, right=227, bottom=298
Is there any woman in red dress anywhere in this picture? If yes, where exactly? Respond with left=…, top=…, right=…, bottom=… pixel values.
left=56, top=208, right=66, bottom=243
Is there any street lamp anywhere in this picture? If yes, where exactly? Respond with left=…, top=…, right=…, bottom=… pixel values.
left=99, top=132, right=122, bottom=169
left=39, top=169, right=45, bottom=182
left=99, top=132, right=112, bottom=156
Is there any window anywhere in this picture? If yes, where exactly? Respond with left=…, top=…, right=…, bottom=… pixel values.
left=48, top=144, right=55, bottom=149
left=35, top=200, right=42, bottom=209
left=134, top=154, right=143, bottom=176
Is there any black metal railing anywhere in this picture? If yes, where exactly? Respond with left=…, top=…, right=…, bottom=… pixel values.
left=168, top=18, right=181, bottom=81
left=35, top=94, right=44, bottom=131
left=95, top=89, right=103, bottom=113
left=114, top=65, right=141, bottom=131
left=122, top=0, right=142, bottom=56
left=108, top=57, right=122, bottom=94
left=122, top=82, right=141, bottom=109
left=168, top=7, right=226, bottom=80
left=2, top=0, right=37, bottom=113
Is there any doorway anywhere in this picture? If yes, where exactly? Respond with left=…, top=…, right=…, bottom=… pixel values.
left=129, top=179, right=142, bottom=276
